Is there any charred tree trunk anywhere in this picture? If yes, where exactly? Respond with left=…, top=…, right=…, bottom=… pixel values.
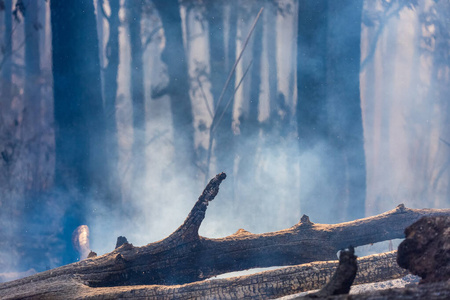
left=51, top=0, right=108, bottom=264
left=152, top=0, right=196, bottom=171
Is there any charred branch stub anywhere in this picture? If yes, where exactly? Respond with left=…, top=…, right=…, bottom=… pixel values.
left=307, top=246, right=358, bottom=298
left=115, top=236, right=128, bottom=249
left=169, top=172, right=227, bottom=242
left=397, top=215, right=450, bottom=283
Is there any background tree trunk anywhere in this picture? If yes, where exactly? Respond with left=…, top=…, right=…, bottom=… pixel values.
left=325, top=0, right=365, bottom=222
left=1, top=0, right=13, bottom=114
left=23, top=0, right=41, bottom=193
left=207, top=0, right=237, bottom=209
left=297, top=0, right=366, bottom=223
left=127, top=0, right=146, bottom=186
left=102, top=0, right=121, bottom=206
left=153, top=0, right=196, bottom=172
left=236, top=6, right=263, bottom=225
left=296, top=0, right=330, bottom=222
left=50, top=0, right=108, bottom=264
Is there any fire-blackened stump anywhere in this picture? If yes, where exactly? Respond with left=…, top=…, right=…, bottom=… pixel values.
left=397, top=216, right=450, bottom=283
left=306, top=246, right=358, bottom=298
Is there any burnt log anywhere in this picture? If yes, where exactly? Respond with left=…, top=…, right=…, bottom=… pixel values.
left=0, top=251, right=407, bottom=299
left=397, top=216, right=450, bottom=283
left=1, top=173, right=449, bottom=299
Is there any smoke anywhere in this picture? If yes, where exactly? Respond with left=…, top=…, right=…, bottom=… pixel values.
left=1, top=0, right=449, bottom=283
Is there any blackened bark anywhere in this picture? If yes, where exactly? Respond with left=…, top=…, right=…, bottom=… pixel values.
left=308, top=246, right=357, bottom=298
left=153, top=0, right=195, bottom=170
left=397, top=216, right=450, bottom=283
left=1, top=201, right=448, bottom=298
left=0, top=251, right=408, bottom=299
left=50, top=0, right=108, bottom=263
left=128, top=0, right=146, bottom=183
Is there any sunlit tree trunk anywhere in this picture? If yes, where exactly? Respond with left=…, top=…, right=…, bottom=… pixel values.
left=51, top=0, right=108, bottom=264
left=266, top=3, right=278, bottom=119
left=235, top=6, right=263, bottom=226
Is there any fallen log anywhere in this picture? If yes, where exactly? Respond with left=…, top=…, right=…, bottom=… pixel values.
left=0, top=251, right=407, bottom=300
left=0, top=173, right=449, bottom=299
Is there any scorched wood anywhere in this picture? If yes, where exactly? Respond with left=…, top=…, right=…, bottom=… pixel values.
left=0, top=173, right=449, bottom=299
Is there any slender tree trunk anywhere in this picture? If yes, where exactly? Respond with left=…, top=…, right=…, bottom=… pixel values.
left=96, top=0, right=104, bottom=74
left=103, top=0, right=121, bottom=205
left=127, top=0, right=146, bottom=185
left=207, top=2, right=226, bottom=109
left=265, top=3, right=278, bottom=120
left=23, top=0, right=41, bottom=192
left=1, top=0, right=13, bottom=116
left=153, top=0, right=196, bottom=171
left=236, top=8, right=263, bottom=225
left=50, top=0, right=108, bottom=264
left=207, top=1, right=237, bottom=203
left=375, top=20, right=397, bottom=211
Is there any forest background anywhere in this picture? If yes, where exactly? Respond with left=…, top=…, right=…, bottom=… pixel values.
left=0, top=0, right=449, bottom=280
